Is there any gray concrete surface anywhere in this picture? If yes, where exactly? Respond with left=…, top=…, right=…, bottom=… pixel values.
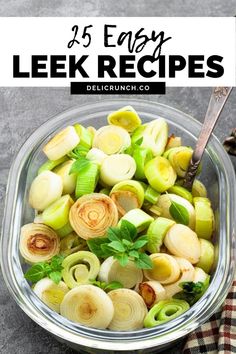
left=0, top=1, right=236, bottom=354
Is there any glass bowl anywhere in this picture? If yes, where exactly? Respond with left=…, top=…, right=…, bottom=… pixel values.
left=1, top=99, right=236, bottom=354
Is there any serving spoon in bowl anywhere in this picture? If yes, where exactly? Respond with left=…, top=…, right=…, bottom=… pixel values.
left=183, top=86, right=233, bottom=190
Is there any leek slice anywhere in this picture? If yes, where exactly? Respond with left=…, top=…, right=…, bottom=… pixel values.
left=163, top=146, right=193, bottom=177
left=156, top=194, right=195, bottom=229
left=75, top=162, right=99, bottom=199
left=144, top=156, right=177, bottom=193
left=164, top=257, right=195, bottom=298
left=86, top=148, right=107, bottom=165
left=147, top=217, right=176, bottom=253
left=100, top=154, right=136, bottom=187
left=192, top=179, right=207, bottom=198
left=42, top=195, right=74, bottom=230
left=144, top=299, right=189, bottom=328
left=56, top=222, right=74, bottom=238
left=119, top=208, right=154, bottom=232
left=98, top=256, right=143, bottom=289
left=43, top=126, right=80, bottom=161
left=167, top=185, right=193, bottom=204
left=144, top=185, right=160, bottom=204
left=141, top=118, right=168, bottom=156
left=74, top=123, right=93, bottom=149
left=29, top=171, right=63, bottom=211
left=193, top=197, right=214, bottom=240
left=107, top=106, right=142, bottom=132
left=60, top=285, right=114, bottom=329
left=62, top=251, right=100, bottom=288
left=133, top=147, right=153, bottom=180
left=165, top=135, right=182, bottom=150
left=144, top=253, right=180, bottom=284
left=69, top=193, right=118, bottom=240
left=139, top=281, right=166, bottom=308
left=20, top=223, right=60, bottom=263
left=54, top=160, right=77, bottom=195
left=99, top=188, right=110, bottom=195
left=60, top=232, right=87, bottom=256
left=93, top=125, right=131, bottom=154
left=193, top=267, right=209, bottom=283
left=164, top=224, right=200, bottom=264
left=37, top=156, right=68, bottom=175
left=33, top=277, right=69, bottom=313
left=108, top=289, right=147, bottom=331
left=131, top=124, right=147, bottom=145
left=196, top=238, right=214, bottom=273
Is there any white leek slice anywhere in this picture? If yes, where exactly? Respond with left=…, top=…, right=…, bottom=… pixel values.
left=69, top=193, right=118, bottom=240
left=43, top=126, right=80, bottom=161
left=98, top=256, right=143, bottom=289
left=54, top=160, right=77, bottom=195
left=144, top=253, right=180, bottom=284
left=29, top=171, right=63, bottom=211
left=20, top=223, right=60, bottom=263
left=147, top=217, right=176, bottom=253
left=108, top=289, right=147, bottom=331
left=100, top=154, right=136, bottom=187
left=60, top=285, right=114, bottom=329
left=42, top=194, right=74, bottom=230
left=110, top=180, right=144, bottom=206
left=107, top=106, right=142, bottom=132
left=165, top=135, right=182, bottom=150
left=141, top=118, right=168, bottom=156
left=62, top=251, right=100, bottom=288
left=33, top=278, right=69, bottom=313
left=164, top=257, right=195, bottom=298
left=93, top=125, right=131, bottom=154
left=193, top=197, right=214, bottom=240
left=196, top=238, right=214, bottom=273
left=156, top=194, right=195, bottom=230
left=139, top=281, right=166, bottom=308
left=163, top=146, right=193, bottom=177
left=192, top=180, right=207, bottom=198
left=164, top=224, right=200, bottom=264
left=86, top=148, right=108, bottom=165
left=193, top=267, right=209, bottom=283
left=119, top=208, right=154, bottom=232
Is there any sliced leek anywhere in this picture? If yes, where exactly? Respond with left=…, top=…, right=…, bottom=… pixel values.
left=133, top=147, right=153, bottom=180
left=42, top=194, right=74, bottom=230
left=164, top=224, right=200, bottom=264
left=43, top=126, right=80, bottom=161
left=29, top=171, right=63, bottom=211
left=164, top=146, right=193, bottom=177
left=60, top=285, right=114, bottom=329
left=144, top=156, right=176, bottom=193
left=56, top=222, right=74, bottom=238
left=62, top=251, right=100, bottom=288
left=75, top=162, right=99, bottom=199
left=164, top=257, right=195, bottom=298
left=167, top=185, right=193, bottom=204
left=119, top=208, right=154, bottom=232
left=144, top=253, right=180, bottom=284
left=100, top=154, right=136, bottom=186
left=54, top=160, right=77, bottom=195
left=86, top=148, right=108, bottom=165
left=165, top=134, right=182, bottom=150
left=193, top=267, right=209, bottom=283
left=107, top=106, right=142, bottom=132
left=147, top=217, right=176, bottom=253
left=144, top=185, right=160, bottom=205
left=196, top=238, right=214, bottom=273
left=192, top=179, right=207, bottom=198
left=33, top=277, right=69, bottom=313
left=74, top=123, right=93, bottom=149
left=38, top=156, right=68, bottom=175
left=20, top=223, right=60, bottom=263
left=193, top=197, right=214, bottom=240
left=98, top=256, right=143, bottom=289
left=139, top=281, right=166, bottom=308
left=69, top=193, right=118, bottom=240
left=93, top=125, right=131, bottom=154
left=141, top=118, right=168, bottom=156
left=144, top=299, right=189, bottom=328
left=60, top=232, right=87, bottom=256
left=108, top=289, right=147, bottom=330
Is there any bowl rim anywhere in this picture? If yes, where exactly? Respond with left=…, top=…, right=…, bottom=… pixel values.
left=1, top=98, right=236, bottom=352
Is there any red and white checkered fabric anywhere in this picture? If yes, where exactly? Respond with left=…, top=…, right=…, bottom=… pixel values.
left=183, top=280, right=236, bottom=354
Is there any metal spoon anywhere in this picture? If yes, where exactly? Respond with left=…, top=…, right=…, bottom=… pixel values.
left=183, top=86, right=233, bottom=190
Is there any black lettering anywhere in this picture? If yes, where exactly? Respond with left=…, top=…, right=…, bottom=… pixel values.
left=98, top=55, right=117, bottom=78
left=158, top=55, right=165, bottom=78
left=120, top=55, right=135, bottom=77
left=169, top=55, right=186, bottom=77
left=69, top=55, right=89, bottom=78
left=188, top=55, right=204, bottom=78
left=104, top=25, right=116, bottom=47
left=50, top=55, right=66, bottom=78
left=137, top=55, right=157, bottom=78
left=32, top=55, right=47, bottom=78
left=206, top=55, right=224, bottom=78
left=13, top=55, right=30, bottom=78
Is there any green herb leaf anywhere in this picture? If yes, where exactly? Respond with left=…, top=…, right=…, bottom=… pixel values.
left=169, top=200, right=189, bottom=225
left=173, top=278, right=210, bottom=306
left=69, top=157, right=91, bottom=175
left=109, top=241, right=126, bottom=252
left=50, top=255, right=64, bottom=271
left=24, top=263, right=47, bottom=283
left=134, top=137, right=143, bottom=146
left=132, top=236, right=148, bottom=250
left=104, top=281, right=123, bottom=291
left=107, top=227, right=122, bottom=242
left=114, top=253, right=129, bottom=267
left=128, top=250, right=140, bottom=258
left=134, top=253, right=153, bottom=269
left=49, top=271, right=62, bottom=284
left=87, top=237, right=110, bottom=258
left=120, top=220, right=137, bottom=241
left=122, top=239, right=132, bottom=247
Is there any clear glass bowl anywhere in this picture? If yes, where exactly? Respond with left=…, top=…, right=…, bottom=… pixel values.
left=1, top=99, right=236, bottom=354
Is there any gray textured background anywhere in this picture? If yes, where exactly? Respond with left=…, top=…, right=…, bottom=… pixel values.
left=0, top=1, right=236, bottom=353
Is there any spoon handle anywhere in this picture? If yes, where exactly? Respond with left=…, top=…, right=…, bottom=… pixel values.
left=183, top=87, right=233, bottom=190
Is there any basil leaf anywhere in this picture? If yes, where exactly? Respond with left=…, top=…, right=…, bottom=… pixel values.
left=24, top=263, right=47, bottom=283
left=122, top=239, right=132, bottom=247
left=128, top=250, right=139, bottom=258
left=50, top=255, right=64, bottom=271
left=135, top=253, right=153, bottom=269
left=49, top=271, right=62, bottom=284
left=109, top=241, right=126, bottom=252
left=114, top=253, right=129, bottom=267
left=89, top=280, right=107, bottom=290
left=120, top=220, right=137, bottom=241
left=107, top=227, right=122, bottom=242
left=132, top=236, right=148, bottom=250
left=100, top=243, right=116, bottom=256
left=169, top=200, right=189, bottom=225
left=69, top=157, right=91, bottom=175
left=87, top=237, right=110, bottom=258
left=104, top=281, right=123, bottom=291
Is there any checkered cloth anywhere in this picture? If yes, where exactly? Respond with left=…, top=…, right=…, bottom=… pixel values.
left=183, top=279, right=236, bottom=354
